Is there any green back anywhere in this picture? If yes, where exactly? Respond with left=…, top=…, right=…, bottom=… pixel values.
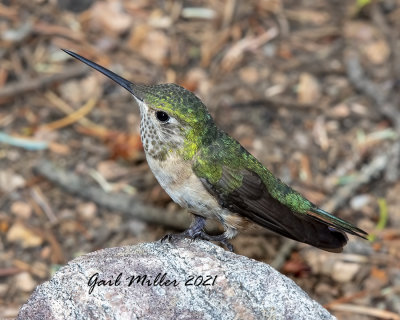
left=193, top=130, right=313, bottom=214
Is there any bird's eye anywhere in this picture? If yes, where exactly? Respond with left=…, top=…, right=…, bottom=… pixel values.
left=155, top=111, right=170, bottom=123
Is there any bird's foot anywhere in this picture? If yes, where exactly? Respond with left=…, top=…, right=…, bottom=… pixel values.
left=160, top=215, right=234, bottom=252
left=160, top=229, right=202, bottom=243
left=161, top=231, right=234, bottom=252
left=161, top=214, right=206, bottom=243
left=199, top=233, right=234, bottom=252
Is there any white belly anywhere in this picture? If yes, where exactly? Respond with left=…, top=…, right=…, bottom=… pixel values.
left=146, top=154, right=226, bottom=219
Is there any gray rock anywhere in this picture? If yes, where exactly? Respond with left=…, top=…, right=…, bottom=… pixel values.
left=18, top=239, right=334, bottom=320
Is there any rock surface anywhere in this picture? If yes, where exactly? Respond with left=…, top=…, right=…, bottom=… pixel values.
left=18, top=239, right=334, bottom=320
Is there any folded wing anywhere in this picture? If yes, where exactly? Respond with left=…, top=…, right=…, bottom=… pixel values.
left=199, top=167, right=367, bottom=252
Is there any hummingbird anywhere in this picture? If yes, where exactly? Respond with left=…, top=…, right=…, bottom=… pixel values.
left=62, top=49, right=368, bottom=252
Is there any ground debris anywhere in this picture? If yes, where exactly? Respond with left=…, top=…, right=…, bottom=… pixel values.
left=1, top=0, right=399, bottom=318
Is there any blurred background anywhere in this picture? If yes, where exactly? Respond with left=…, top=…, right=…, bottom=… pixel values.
left=0, top=0, right=400, bottom=318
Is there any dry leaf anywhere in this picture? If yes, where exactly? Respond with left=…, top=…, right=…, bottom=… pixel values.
left=77, top=202, right=97, bottom=221
left=0, top=170, right=25, bottom=192
left=329, top=103, right=351, bottom=118
left=344, top=21, right=390, bottom=65
left=221, top=28, right=278, bottom=71
left=97, top=160, right=131, bottom=180
left=363, top=40, right=390, bottom=65
left=370, top=266, right=389, bottom=283
left=90, top=0, right=132, bottom=35
left=10, top=201, right=32, bottom=219
left=331, top=261, right=361, bottom=283
left=31, top=261, right=49, bottom=279
left=239, top=66, right=259, bottom=84
left=14, top=272, right=37, bottom=292
left=59, top=75, right=101, bottom=106
left=139, top=30, right=170, bottom=65
left=286, top=9, right=330, bottom=25
left=297, top=73, right=321, bottom=104
left=7, top=223, right=43, bottom=248
left=344, top=21, right=376, bottom=40
left=182, top=68, right=210, bottom=96
left=128, top=24, right=151, bottom=48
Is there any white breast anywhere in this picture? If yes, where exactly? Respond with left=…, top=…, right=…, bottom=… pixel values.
left=146, top=153, right=226, bottom=219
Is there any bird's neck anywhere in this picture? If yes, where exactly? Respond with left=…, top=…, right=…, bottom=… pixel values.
left=179, top=121, right=219, bottom=161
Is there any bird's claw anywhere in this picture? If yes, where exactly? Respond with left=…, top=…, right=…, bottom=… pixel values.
left=160, top=230, right=200, bottom=244
left=200, top=233, right=234, bottom=252
left=160, top=216, right=234, bottom=251
left=161, top=233, right=186, bottom=243
left=221, top=240, right=234, bottom=252
left=161, top=230, right=234, bottom=252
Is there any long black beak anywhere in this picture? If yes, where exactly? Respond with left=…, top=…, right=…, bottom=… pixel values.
left=62, top=49, right=138, bottom=98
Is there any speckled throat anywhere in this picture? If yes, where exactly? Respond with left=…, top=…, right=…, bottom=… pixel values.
left=139, top=112, right=163, bottom=159
left=138, top=102, right=185, bottom=161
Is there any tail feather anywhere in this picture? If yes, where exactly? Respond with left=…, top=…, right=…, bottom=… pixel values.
left=307, top=207, right=368, bottom=239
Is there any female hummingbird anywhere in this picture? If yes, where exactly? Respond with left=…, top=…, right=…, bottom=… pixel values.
left=63, top=49, right=367, bottom=252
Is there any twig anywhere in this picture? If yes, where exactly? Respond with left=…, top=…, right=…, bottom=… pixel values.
left=325, top=285, right=400, bottom=309
left=222, top=0, right=237, bottom=28
left=324, top=289, right=371, bottom=309
left=45, top=91, right=106, bottom=133
left=30, top=186, right=58, bottom=224
left=0, top=132, right=48, bottom=150
left=221, top=27, right=278, bottom=71
left=328, top=303, right=400, bottom=320
left=270, top=239, right=295, bottom=269
left=43, top=229, right=65, bottom=264
left=0, top=267, right=21, bottom=277
left=345, top=50, right=400, bottom=182
left=231, top=97, right=317, bottom=110
left=370, top=3, right=400, bottom=83
left=40, top=98, right=97, bottom=131
left=385, top=142, right=400, bottom=183
left=322, top=151, right=390, bottom=213
left=345, top=50, right=400, bottom=131
left=0, top=65, right=88, bottom=101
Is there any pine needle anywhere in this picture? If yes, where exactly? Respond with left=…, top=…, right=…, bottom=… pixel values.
left=41, top=97, right=97, bottom=131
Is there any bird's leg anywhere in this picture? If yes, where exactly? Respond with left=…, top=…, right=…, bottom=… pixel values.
left=161, top=214, right=206, bottom=242
left=161, top=215, right=235, bottom=252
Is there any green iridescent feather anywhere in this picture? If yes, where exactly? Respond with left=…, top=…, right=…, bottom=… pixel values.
left=137, top=83, right=218, bottom=159
left=192, top=131, right=313, bottom=214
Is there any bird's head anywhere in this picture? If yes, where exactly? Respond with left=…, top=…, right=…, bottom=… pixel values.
left=63, top=50, right=217, bottom=161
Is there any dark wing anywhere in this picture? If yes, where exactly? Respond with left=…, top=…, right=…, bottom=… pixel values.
left=200, top=167, right=349, bottom=252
